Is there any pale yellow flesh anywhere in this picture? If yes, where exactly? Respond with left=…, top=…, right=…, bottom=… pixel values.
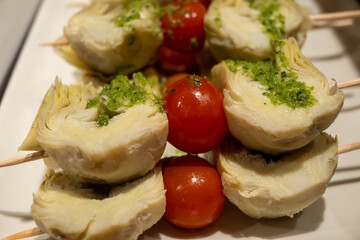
left=32, top=166, right=166, bottom=240
left=19, top=76, right=168, bottom=184
left=211, top=38, right=344, bottom=155
left=215, top=133, right=338, bottom=219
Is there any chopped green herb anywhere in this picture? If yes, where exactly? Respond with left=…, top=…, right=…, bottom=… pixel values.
left=86, top=96, right=100, bottom=109
left=187, top=75, right=203, bottom=88
left=214, top=17, right=222, bottom=28
left=97, top=114, right=110, bottom=127
left=224, top=40, right=317, bottom=109
left=166, top=5, right=180, bottom=18
left=114, top=0, right=161, bottom=29
left=189, top=37, right=198, bottom=49
left=246, top=0, right=285, bottom=40
left=171, top=19, right=184, bottom=28
left=86, top=72, right=164, bottom=127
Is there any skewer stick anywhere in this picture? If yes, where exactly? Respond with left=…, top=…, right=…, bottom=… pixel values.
left=39, top=9, right=360, bottom=47
left=313, top=18, right=355, bottom=29
left=40, top=39, right=69, bottom=47
left=336, top=78, right=360, bottom=89
left=1, top=140, right=360, bottom=169
left=0, top=227, right=43, bottom=240
left=338, top=142, right=360, bottom=155
left=0, top=151, right=48, bottom=168
left=0, top=141, right=359, bottom=240
left=0, top=140, right=357, bottom=240
left=310, top=10, right=360, bottom=21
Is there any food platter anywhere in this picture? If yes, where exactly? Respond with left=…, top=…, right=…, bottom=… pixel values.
left=0, top=0, right=359, bottom=239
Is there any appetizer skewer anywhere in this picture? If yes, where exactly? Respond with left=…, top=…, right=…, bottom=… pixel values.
left=1, top=140, right=360, bottom=240
left=204, top=0, right=360, bottom=63
left=0, top=74, right=359, bottom=169
left=1, top=140, right=360, bottom=168
left=62, top=0, right=163, bottom=75
left=41, top=2, right=360, bottom=77
left=10, top=72, right=168, bottom=184
left=211, top=38, right=344, bottom=155
left=1, top=0, right=358, bottom=239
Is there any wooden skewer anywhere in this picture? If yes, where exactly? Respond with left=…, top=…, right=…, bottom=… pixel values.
left=313, top=18, right=355, bottom=29
left=0, top=141, right=359, bottom=240
left=338, top=142, right=360, bottom=155
left=1, top=140, right=360, bottom=169
left=39, top=9, right=360, bottom=47
left=336, top=78, right=360, bottom=89
left=310, top=9, right=360, bottom=21
left=39, top=38, right=69, bottom=47
left=0, top=151, right=48, bottom=168
left=0, top=227, right=43, bottom=240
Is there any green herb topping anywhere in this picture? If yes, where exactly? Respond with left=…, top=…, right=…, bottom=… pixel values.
left=86, top=72, right=164, bottom=126
left=224, top=40, right=317, bottom=109
left=187, top=75, right=203, bottom=88
left=246, top=0, right=285, bottom=40
left=115, top=0, right=161, bottom=30
left=189, top=37, right=198, bottom=49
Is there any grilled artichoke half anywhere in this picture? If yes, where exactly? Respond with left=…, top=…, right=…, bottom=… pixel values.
left=64, top=0, right=163, bottom=74
left=19, top=73, right=168, bottom=184
left=32, top=166, right=165, bottom=240
left=211, top=38, right=344, bottom=155
left=205, top=0, right=313, bottom=61
left=215, top=133, right=338, bottom=219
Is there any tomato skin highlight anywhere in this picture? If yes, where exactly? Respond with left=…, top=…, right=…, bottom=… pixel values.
left=162, top=155, right=225, bottom=229
left=161, top=1, right=206, bottom=54
left=163, top=75, right=228, bottom=154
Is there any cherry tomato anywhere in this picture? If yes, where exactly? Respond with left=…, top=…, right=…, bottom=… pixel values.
left=157, top=45, right=197, bottom=73
left=161, top=1, right=206, bottom=54
left=162, top=75, right=228, bottom=154
left=190, top=0, right=211, bottom=8
left=164, top=72, right=191, bottom=90
left=162, top=155, right=225, bottom=229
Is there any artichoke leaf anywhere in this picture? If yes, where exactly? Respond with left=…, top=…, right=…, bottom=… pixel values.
left=215, top=133, right=338, bottom=219
left=19, top=74, right=168, bottom=184
left=204, top=0, right=314, bottom=61
left=64, top=0, right=163, bottom=75
left=211, top=38, right=344, bottom=155
left=32, top=166, right=166, bottom=240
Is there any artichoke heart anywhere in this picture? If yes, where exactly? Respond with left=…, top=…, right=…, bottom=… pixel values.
left=211, top=38, right=344, bottom=155
left=32, top=166, right=166, bottom=240
left=204, top=0, right=314, bottom=61
left=64, top=0, right=163, bottom=74
left=215, top=133, right=338, bottom=219
left=19, top=74, right=168, bottom=184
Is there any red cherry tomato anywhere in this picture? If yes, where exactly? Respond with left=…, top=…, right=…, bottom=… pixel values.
left=162, top=75, right=228, bottom=154
left=161, top=1, right=206, bottom=54
left=190, top=0, right=211, bottom=8
left=162, top=155, right=225, bottom=229
left=157, top=45, right=197, bottom=73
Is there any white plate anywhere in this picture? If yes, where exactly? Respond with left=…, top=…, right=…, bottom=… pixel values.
left=0, top=0, right=41, bottom=93
left=0, top=0, right=359, bottom=239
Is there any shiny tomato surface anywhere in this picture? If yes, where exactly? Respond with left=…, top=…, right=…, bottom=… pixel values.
left=162, top=75, right=228, bottom=154
left=162, top=155, right=225, bottom=229
left=161, top=1, right=206, bottom=54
